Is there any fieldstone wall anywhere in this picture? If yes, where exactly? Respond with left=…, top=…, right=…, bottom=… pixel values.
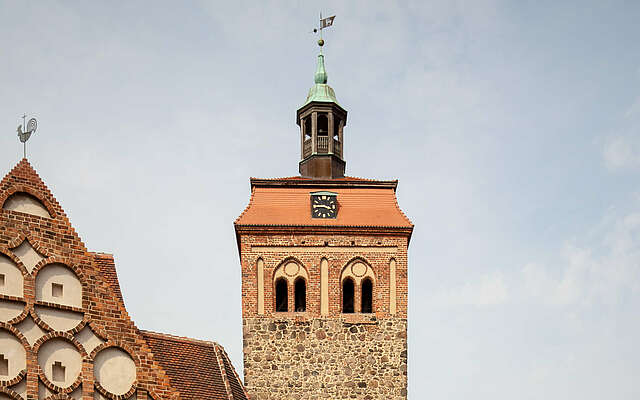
left=243, top=317, right=407, bottom=399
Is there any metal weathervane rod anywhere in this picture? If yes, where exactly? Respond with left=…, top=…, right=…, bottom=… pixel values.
left=17, top=114, right=38, bottom=159
left=312, top=13, right=336, bottom=51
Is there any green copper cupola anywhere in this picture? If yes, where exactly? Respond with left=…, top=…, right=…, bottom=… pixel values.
left=296, top=42, right=348, bottom=179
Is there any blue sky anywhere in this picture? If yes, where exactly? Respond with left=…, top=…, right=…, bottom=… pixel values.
left=1, top=1, right=639, bottom=398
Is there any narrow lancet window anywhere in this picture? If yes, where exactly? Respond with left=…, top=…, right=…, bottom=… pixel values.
left=304, top=117, right=312, bottom=138
left=361, top=278, right=373, bottom=313
left=294, top=278, right=306, bottom=312
left=317, top=114, right=329, bottom=136
left=342, top=278, right=354, bottom=313
left=275, top=278, right=288, bottom=312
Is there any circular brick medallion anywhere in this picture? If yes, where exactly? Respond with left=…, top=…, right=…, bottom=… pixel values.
left=37, top=338, right=82, bottom=389
left=93, top=347, right=136, bottom=396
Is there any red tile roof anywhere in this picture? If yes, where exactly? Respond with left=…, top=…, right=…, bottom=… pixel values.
left=236, top=178, right=413, bottom=229
left=141, top=331, right=249, bottom=400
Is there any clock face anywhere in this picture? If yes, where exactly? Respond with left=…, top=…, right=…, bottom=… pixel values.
left=311, top=194, right=337, bottom=218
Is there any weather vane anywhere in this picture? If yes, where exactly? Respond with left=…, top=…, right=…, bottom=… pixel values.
left=312, top=13, right=336, bottom=50
left=17, top=114, right=37, bottom=158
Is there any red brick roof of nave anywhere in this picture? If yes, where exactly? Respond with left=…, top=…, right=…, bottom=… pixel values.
left=142, top=331, right=249, bottom=400
left=235, top=176, right=413, bottom=229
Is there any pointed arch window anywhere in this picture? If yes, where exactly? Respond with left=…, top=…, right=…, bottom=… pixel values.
left=275, top=278, right=288, bottom=312
left=294, top=278, right=306, bottom=312
left=342, top=278, right=354, bottom=313
left=273, top=260, right=309, bottom=313
left=340, top=260, right=376, bottom=314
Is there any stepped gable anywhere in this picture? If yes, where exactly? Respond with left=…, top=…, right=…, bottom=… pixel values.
left=0, top=159, right=248, bottom=399
left=91, top=252, right=124, bottom=305
left=142, top=331, right=249, bottom=400
left=235, top=176, right=414, bottom=230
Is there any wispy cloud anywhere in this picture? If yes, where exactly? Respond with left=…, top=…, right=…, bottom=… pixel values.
left=428, top=273, right=508, bottom=307
left=522, top=209, right=640, bottom=306
left=604, top=96, right=640, bottom=171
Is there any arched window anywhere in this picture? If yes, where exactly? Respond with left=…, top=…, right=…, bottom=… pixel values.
left=304, top=117, right=312, bottom=138
left=361, top=278, right=373, bottom=313
left=294, top=278, right=306, bottom=312
left=340, top=259, right=376, bottom=313
left=273, top=259, right=308, bottom=313
left=333, top=118, right=340, bottom=140
left=342, top=278, right=354, bottom=313
left=317, top=114, right=328, bottom=136
left=275, top=278, right=288, bottom=312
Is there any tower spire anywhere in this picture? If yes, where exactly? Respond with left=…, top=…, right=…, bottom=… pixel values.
left=296, top=23, right=347, bottom=179
left=314, top=52, right=328, bottom=85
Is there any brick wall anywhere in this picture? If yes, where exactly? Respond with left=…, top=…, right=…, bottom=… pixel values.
left=0, top=160, right=178, bottom=400
left=238, top=231, right=409, bottom=399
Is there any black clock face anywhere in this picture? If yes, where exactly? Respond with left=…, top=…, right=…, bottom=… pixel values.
left=311, top=195, right=337, bottom=218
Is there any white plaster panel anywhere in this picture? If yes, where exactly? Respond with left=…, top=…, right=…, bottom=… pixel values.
left=10, top=376, right=26, bottom=398
left=15, top=316, right=45, bottom=345
left=321, top=258, right=329, bottom=316
left=0, top=300, right=24, bottom=323
left=257, top=259, right=264, bottom=315
left=35, top=306, right=83, bottom=332
left=35, top=264, right=82, bottom=308
left=12, top=240, right=44, bottom=274
left=0, top=330, right=27, bottom=380
left=389, top=258, right=397, bottom=315
left=38, top=338, right=82, bottom=388
left=94, top=348, right=136, bottom=395
left=0, top=255, right=23, bottom=298
left=75, top=326, right=104, bottom=355
left=2, top=193, right=51, bottom=219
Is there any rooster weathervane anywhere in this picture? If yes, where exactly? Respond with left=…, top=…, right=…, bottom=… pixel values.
left=17, top=114, right=37, bottom=158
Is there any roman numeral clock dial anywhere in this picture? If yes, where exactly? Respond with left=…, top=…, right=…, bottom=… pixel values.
left=310, top=191, right=338, bottom=219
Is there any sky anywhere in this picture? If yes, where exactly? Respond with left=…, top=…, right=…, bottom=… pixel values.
left=1, top=1, right=640, bottom=398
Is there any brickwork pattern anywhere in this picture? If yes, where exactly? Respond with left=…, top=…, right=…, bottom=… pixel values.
left=0, top=160, right=178, bottom=400
left=0, top=159, right=248, bottom=400
left=237, top=230, right=410, bottom=400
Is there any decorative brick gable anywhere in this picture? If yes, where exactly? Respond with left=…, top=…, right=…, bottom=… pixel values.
left=0, top=159, right=246, bottom=400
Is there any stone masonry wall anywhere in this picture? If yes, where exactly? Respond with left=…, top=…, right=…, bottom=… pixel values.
left=243, top=317, right=407, bottom=399
left=237, top=231, right=410, bottom=399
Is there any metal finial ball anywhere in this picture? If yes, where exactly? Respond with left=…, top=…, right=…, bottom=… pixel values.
left=318, top=39, right=324, bottom=47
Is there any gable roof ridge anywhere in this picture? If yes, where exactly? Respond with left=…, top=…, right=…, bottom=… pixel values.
left=216, top=344, right=251, bottom=400
left=213, top=343, right=235, bottom=399
left=139, top=329, right=220, bottom=348
left=249, top=176, right=398, bottom=189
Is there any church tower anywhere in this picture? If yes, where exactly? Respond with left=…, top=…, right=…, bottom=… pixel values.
left=235, top=39, right=413, bottom=399
left=297, top=45, right=347, bottom=179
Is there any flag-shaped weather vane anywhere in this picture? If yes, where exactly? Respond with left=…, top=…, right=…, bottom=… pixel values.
left=17, top=114, right=37, bottom=159
left=312, top=13, right=336, bottom=50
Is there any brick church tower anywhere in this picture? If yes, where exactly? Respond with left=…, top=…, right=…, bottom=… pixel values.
left=235, top=40, right=413, bottom=399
